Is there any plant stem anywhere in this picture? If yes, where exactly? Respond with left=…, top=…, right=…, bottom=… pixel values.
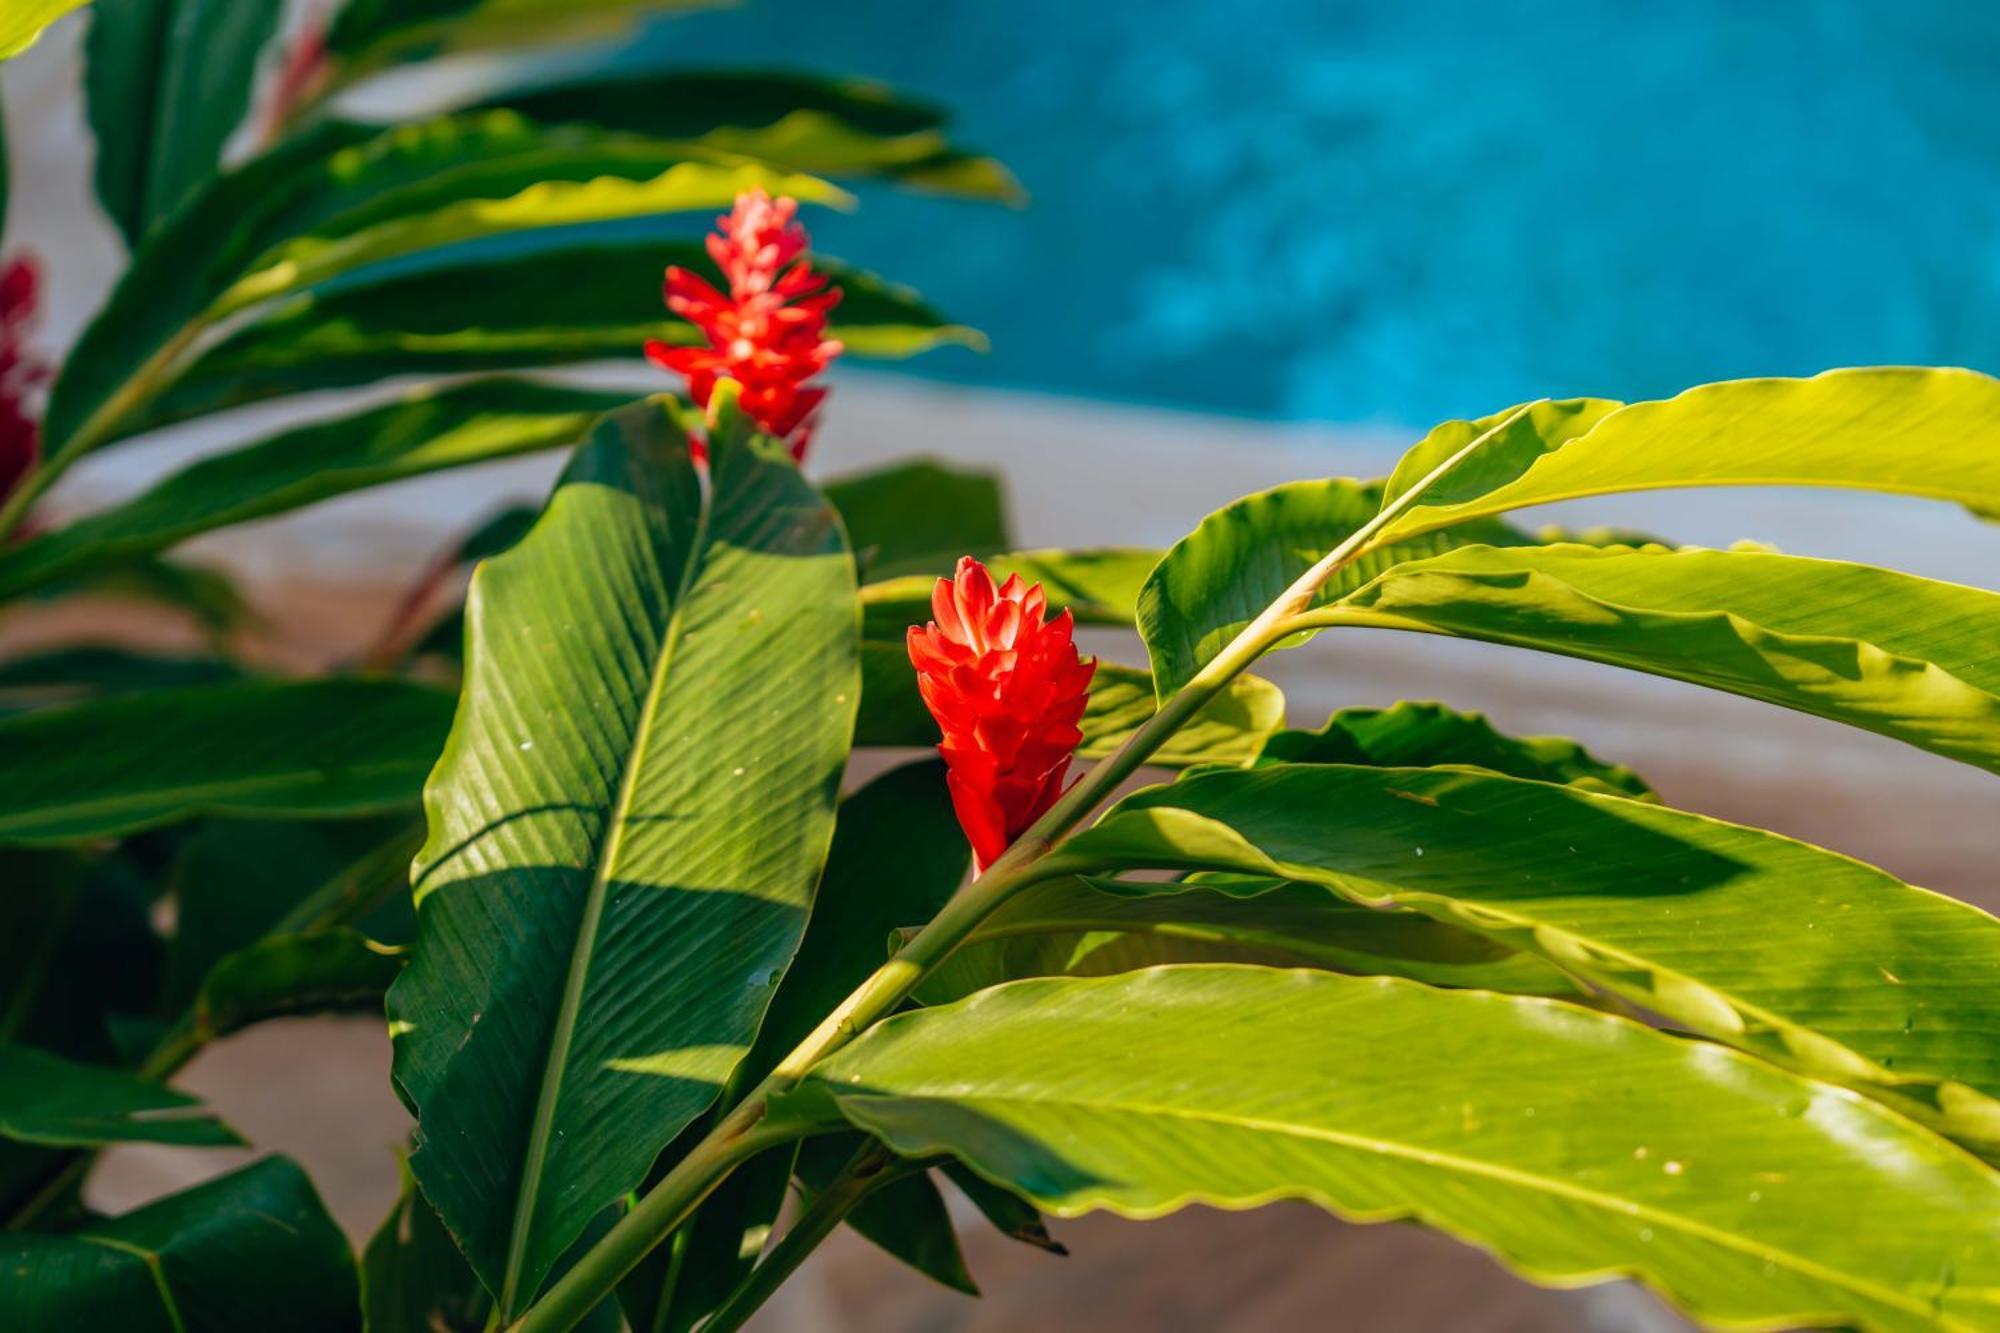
left=701, top=1143, right=907, bottom=1333
left=511, top=403, right=1543, bottom=1332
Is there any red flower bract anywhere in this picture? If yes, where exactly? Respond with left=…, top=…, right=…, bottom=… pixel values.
left=0, top=256, right=48, bottom=507
left=908, top=556, right=1096, bottom=872
left=645, top=189, right=843, bottom=461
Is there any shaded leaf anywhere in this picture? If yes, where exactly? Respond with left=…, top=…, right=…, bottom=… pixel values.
left=130, top=241, right=973, bottom=432
left=1051, top=764, right=2000, bottom=1150
left=788, top=966, right=2000, bottom=1333
left=0, top=380, right=626, bottom=600
left=824, top=458, right=1009, bottom=581
left=795, top=1134, right=976, bottom=1296
left=83, top=0, right=284, bottom=247
left=912, top=875, right=1584, bottom=1006
left=0, top=1155, right=359, bottom=1331
left=194, top=929, right=403, bottom=1042
left=362, top=1159, right=488, bottom=1333
left=0, top=679, right=453, bottom=844
left=0, top=646, right=239, bottom=707
left=0, top=1043, right=238, bottom=1147
left=1260, top=699, right=1654, bottom=799
left=386, top=399, right=858, bottom=1314
left=941, top=1162, right=1065, bottom=1256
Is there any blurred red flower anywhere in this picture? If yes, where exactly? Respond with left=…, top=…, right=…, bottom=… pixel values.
left=0, top=256, right=48, bottom=509
left=647, top=189, right=843, bottom=461
left=908, top=556, right=1096, bottom=871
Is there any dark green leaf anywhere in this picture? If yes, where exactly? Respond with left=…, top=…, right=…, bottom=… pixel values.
left=1260, top=700, right=1654, bottom=799
left=387, top=398, right=858, bottom=1315
left=0, top=380, right=627, bottom=600
left=1052, top=764, right=2000, bottom=1151
left=195, top=929, right=403, bottom=1042
left=824, top=458, right=1009, bottom=581
left=0, top=1155, right=359, bottom=1331
left=913, top=875, right=1584, bottom=1006
left=83, top=0, right=284, bottom=247
left=0, top=679, right=454, bottom=844
left=128, top=242, right=974, bottom=434
left=362, top=1159, right=488, bottom=1333
left=941, top=1162, right=1065, bottom=1256
left=0, top=646, right=239, bottom=707
left=789, top=967, right=2000, bottom=1333
left=795, top=1134, right=976, bottom=1296
left=0, top=1043, right=237, bottom=1147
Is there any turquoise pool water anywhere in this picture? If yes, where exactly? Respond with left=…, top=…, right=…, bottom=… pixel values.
left=649, top=2, right=2000, bottom=429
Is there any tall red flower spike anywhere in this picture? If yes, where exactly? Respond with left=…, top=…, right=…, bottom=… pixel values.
left=645, top=189, right=843, bottom=461
left=0, top=256, right=48, bottom=509
left=908, top=557, right=1097, bottom=872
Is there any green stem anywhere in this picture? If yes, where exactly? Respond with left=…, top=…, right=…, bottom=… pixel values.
left=700, top=1143, right=904, bottom=1333
left=511, top=402, right=1544, bottom=1332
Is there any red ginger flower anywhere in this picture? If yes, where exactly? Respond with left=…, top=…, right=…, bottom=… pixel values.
left=646, top=189, right=843, bottom=461
left=0, top=256, right=48, bottom=508
left=909, top=557, right=1097, bottom=872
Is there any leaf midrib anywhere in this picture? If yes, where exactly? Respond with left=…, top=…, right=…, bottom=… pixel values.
left=80, top=1234, right=187, bottom=1333
left=499, top=469, right=713, bottom=1314
left=861, top=1089, right=1972, bottom=1327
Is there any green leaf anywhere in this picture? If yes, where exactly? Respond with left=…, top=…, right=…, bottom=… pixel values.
left=0, top=646, right=239, bottom=707
left=326, top=0, right=713, bottom=72
left=0, top=849, right=162, bottom=1066
left=24, top=555, right=259, bottom=639
left=795, top=1134, right=977, bottom=1296
left=127, top=243, right=973, bottom=434
left=362, top=1158, right=488, bottom=1333
left=1050, top=764, right=2000, bottom=1151
left=1378, top=368, right=2000, bottom=541
left=164, top=816, right=421, bottom=1013
left=0, top=679, right=454, bottom=844
left=1319, top=543, right=2000, bottom=775
left=941, top=1163, right=1065, bottom=1256
left=0, top=1044, right=238, bottom=1148
left=210, top=135, right=843, bottom=320
left=1138, top=478, right=1532, bottom=699
left=195, top=929, right=403, bottom=1042
left=386, top=398, right=859, bottom=1315
left=912, top=875, right=1585, bottom=1007
left=629, top=759, right=968, bottom=1333
left=824, top=459, right=1009, bottom=581
left=476, top=68, right=1019, bottom=201
left=787, top=966, right=2000, bottom=1333
left=83, top=0, right=284, bottom=247
left=0, top=380, right=627, bottom=600
left=1075, top=664, right=1284, bottom=766
left=1260, top=700, right=1654, bottom=799
left=45, top=114, right=833, bottom=454
left=0, top=0, right=89, bottom=59
left=854, top=653, right=1283, bottom=768
left=0, top=1155, right=359, bottom=1330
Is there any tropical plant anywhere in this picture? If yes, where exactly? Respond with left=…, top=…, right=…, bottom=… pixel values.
left=4, top=5, right=2000, bottom=1333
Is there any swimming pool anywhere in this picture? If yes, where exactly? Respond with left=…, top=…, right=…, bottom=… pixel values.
left=646, top=1, right=2000, bottom=431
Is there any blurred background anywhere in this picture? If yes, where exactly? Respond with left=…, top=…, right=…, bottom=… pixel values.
left=5, top=2, right=1999, bottom=1329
